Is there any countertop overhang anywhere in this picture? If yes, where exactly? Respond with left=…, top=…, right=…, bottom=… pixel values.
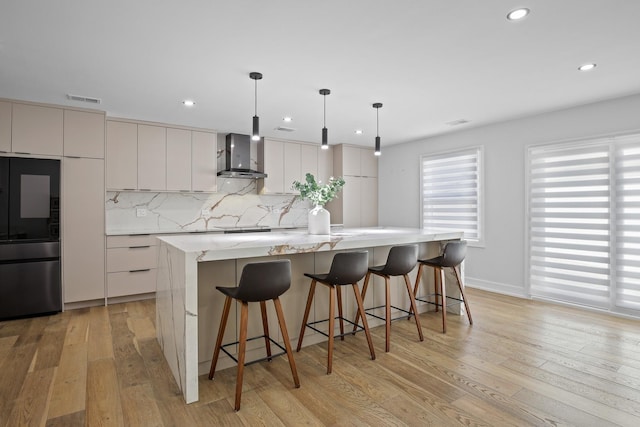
left=157, top=227, right=464, bottom=262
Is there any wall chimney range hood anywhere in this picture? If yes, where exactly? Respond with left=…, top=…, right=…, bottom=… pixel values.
left=217, top=133, right=267, bottom=179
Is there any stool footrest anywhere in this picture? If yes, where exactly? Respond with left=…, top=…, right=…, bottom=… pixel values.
left=416, top=293, right=466, bottom=308
left=363, top=304, right=413, bottom=323
left=305, top=317, right=367, bottom=339
left=220, top=335, right=287, bottom=366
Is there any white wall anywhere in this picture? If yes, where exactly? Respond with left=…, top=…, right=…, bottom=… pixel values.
left=379, top=93, right=640, bottom=296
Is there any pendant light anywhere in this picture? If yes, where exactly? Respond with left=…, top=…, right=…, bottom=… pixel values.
left=250, top=72, right=262, bottom=141
left=373, top=102, right=383, bottom=156
left=319, top=89, right=330, bottom=150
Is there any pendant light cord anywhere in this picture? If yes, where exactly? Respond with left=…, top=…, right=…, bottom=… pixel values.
left=376, top=107, right=379, bottom=137
left=254, top=78, right=258, bottom=116
left=323, top=94, right=326, bottom=127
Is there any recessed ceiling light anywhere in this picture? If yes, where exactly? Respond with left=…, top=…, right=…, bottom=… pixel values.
left=507, top=8, right=530, bottom=21
left=182, top=100, right=195, bottom=107
left=355, top=129, right=363, bottom=135
left=578, top=63, right=597, bottom=72
left=283, top=116, right=292, bottom=122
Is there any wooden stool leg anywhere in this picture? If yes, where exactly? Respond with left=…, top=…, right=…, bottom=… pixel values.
left=352, top=283, right=376, bottom=361
left=260, top=301, right=272, bottom=360
left=297, top=279, right=316, bottom=352
left=434, top=268, right=439, bottom=312
left=409, top=264, right=424, bottom=319
left=453, top=265, right=473, bottom=325
left=385, top=276, right=391, bottom=352
left=404, top=273, right=423, bottom=342
left=336, top=285, right=345, bottom=341
left=353, top=271, right=371, bottom=332
left=438, top=267, right=447, bottom=333
left=209, top=295, right=232, bottom=380
left=235, top=301, right=249, bottom=411
left=327, top=285, right=336, bottom=374
left=273, top=297, right=300, bottom=388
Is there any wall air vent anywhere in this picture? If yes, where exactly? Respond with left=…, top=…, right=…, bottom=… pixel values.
left=275, top=126, right=296, bottom=132
left=66, top=94, right=102, bottom=104
left=446, top=119, right=470, bottom=126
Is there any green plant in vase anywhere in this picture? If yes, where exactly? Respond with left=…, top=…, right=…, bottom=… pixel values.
left=292, top=173, right=345, bottom=234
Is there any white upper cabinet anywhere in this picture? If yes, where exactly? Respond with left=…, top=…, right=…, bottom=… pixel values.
left=317, top=145, right=333, bottom=184
left=0, top=101, right=11, bottom=152
left=63, top=109, right=105, bottom=158
left=137, top=124, right=167, bottom=191
left=166, top=128, right=192, bottom=191
left=106, top=120, right=138, bottom=190
left=191, top=131, right=217, bottom=192
left=283, top=142, right=301, bottom=193
left=12, top=103, right=63, bottom=155
left=360, top=147, right=378, bottom=177
left=300, top=143, right=318, bottom=183
left=339, top=145, right=377, bottom=177
left=260, top=139, right=285, bottom=194
left=260, top=139, right=325, bottom=194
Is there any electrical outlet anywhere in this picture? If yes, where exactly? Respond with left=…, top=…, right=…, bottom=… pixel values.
left=136, top=208, right=147, bottom=217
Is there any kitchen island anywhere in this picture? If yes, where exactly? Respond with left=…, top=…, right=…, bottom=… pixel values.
left=156, top=227, right=463, bottom=403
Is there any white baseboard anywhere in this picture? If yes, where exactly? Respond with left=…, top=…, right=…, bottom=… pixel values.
left=465, top=277, right=528, bottom=298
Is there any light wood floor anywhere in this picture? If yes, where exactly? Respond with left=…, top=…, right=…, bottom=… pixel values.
left=1, top=288, right=640, bottom=426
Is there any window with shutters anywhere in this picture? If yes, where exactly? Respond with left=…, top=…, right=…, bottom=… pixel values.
left=527, top=133, right=640, bottom=316
left=420, top=147, right=483, bottom=245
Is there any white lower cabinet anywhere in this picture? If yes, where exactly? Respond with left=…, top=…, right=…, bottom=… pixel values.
left=106, top=235, right=158, bottom=298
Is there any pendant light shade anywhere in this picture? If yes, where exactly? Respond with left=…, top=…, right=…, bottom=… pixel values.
left=320, top=89, right=330, bottom=150
left=250, top=72, right=262, bottom=141
left=373, top=103, right=383, bottom=156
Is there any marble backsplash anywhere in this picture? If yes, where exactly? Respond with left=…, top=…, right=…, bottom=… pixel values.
left=106, top=178, right=310, bottom=235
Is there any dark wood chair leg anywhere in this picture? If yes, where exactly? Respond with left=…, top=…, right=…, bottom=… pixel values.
left=234, top=301, right=249, bottom=411
left=438, top=267, right=447, bottom=333
left=384, top=276, right=391, bottom=352
left=336, top=285, right=345, bottom=340
left=403, top=273, right=423, bottom=342
left=353, top=271, right=371, bottom=332
left=327, top=285, right=336, bottom=374
left=352, top=283, right=375, bottom=360
left=434, top=268, right=439, bottom=312
left=297, top=279, right=316, bottom=352
left=453, top=265, right=473, bottom=325
left=273, top=297, right=300, bottom=388
left=260, top=301, right=272, bottom=360
left=409, top=263, right=425, bottom=319
left=209, top=295, right=232, bottom=380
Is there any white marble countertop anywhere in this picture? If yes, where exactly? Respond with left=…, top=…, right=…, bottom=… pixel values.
left=157, top=227, right=463, bottom=262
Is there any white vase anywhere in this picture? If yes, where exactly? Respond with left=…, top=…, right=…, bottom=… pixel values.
left=308, top=205, right=330, bottom=235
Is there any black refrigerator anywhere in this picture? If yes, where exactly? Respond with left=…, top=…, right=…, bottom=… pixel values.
left=0, top=156, right=61, bottom=320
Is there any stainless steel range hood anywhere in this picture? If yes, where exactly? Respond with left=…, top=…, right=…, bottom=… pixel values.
left=217, top=133, right=267, bottom=179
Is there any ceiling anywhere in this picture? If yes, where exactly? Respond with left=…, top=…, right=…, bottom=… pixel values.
left=2, top=1, right=640, bottom=148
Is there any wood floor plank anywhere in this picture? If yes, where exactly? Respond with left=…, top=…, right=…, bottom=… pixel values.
left=120, top=383, right=165, bottom=427
left=45, top=410, right=85, bottom=427
left=4, top=366, right=56, bottom=427
left=0, top=342, right=38, bottom=422
left=88, top=306, right=114, bottom=361
left=86, top=358, right=124, bottom=427
left=46, top=342, right=87, bottom=419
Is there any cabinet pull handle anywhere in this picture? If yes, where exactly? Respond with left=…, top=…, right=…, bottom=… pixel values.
left=129, top=245, right=151, bottom=249
left=123, top=188, right=136, bottom=191
left=129, top=269, right=151, bottom=273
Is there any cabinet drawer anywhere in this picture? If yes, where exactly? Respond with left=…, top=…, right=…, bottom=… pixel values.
left=107, top=269, right=157, bottom=297
left=107, top=234, right=158, bottom=248
left=107, top=246, right=157, bottom=272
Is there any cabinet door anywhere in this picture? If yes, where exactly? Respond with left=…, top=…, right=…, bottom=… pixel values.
left=342, top=145, right=361, bottom=176
left=360, top=147, right=378, bottom=177
left=106, top=121, right=137, bottom=190
left=261, top=139, right=284, bottom=194
left=283, top=142, right=301, bottom=193
left=138, top=124, right=167, bottom=191
left=166, top=128, right=191, bottom=191
left=12, top=103, right=63, bottom=155
left=0, top=101, right=11, bottom=153
left=63, top=110, right=105, bottom=158
left=361, top=176, right=378, bottom=226
left=63, top=157, right=105, bottom=303
left=341, top=176, right=362, bottom=227
left=300, top=144, right=318, bottom=183
left=191, top=131, right=217, bottom=192
left=317, top=145, right=333, bottom=183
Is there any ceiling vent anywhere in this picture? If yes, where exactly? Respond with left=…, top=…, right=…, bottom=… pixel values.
left=446, top=119, right=470, bottom=126
left=66, top=94, right=102, bottom=104
left=275, top=126, right=296, bottom=132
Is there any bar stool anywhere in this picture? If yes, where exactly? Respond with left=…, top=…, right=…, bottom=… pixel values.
left=412, top=240, right=473, bottom=333
left=297, top=251, right=375, bottom=374
left=353, top=245, right=423, bottom=352
left=208, top=259, right=300, bottom=411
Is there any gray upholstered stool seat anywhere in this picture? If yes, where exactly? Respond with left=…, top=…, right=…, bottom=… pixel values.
left=412, top=240, right=473, bottom=333
left=208, top=259, right=300, bottom=411
left=353, top=244, right=423, bottom=352
left=297, top=251, right=375, bottom=374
